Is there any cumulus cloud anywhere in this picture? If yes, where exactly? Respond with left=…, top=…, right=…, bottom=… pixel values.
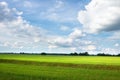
left=69, top=28, right=86, bottom=39
left=0, top=2, right=23, bottom=21
left=0, top=1, right=46, bottom=49
left=48, top=29, right=84, bottom=47
left=78, top=0, right=120, bottom=33
left=101, top=48, right=120, bottom=55
left=48, top=28, right=96, bottom=52
left=1, top=1, right=88, bottom=52
left=0, top=2, right=15, bottom=21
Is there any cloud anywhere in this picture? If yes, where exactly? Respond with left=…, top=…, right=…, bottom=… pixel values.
left=55, top=0, right=64, bottom=9
left=48, top=29, right=84, bottom=48
left=0, top=2, right=15, bottom=21
left=23, top=1, right=33, bottom=8
left=48, top=28, right=96, bottom=52
left=0, top=2, right=23, bottom=22
left=101, top=48, right=120, bottom=55
left=78, top=0, right=120, bottom=33
left=82, top=45, right=96, bottom=51
left=39, top=0, right=64, bottom=21
left=60, top=25, right=69, bottom=31
left=109, top=31, right=120, bottom=40
left=0, top=1, right=46, bottom=49
left=0, top=1, right=87, bottom=52
left=39, top=0, right=78, bottom=22
left=114, top=43, right=119, bottom=47
left=1, top=1, right=119, bottom=54
left=69, top=28, right=86, bottom=39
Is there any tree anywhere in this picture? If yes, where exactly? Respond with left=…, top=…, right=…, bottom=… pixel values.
left=41, top=52, right=47, bottom=55
left=70, top=52, right=78, bottom=55
left=84, top=52, right=89, bottom=56
left=117, top=54, right=120, bottom=56
left=97, top=53, right=111, bottom=56
left=79, top=52, right=89, bottom=56
left=97, top=53, right=105, bottom=56
left=20, top=52, right=25, bottom=54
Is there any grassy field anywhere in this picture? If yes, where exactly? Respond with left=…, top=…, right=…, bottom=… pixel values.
left=0, top=54, right=120, bottom=65
left=0, top=54, right=120, bottom=80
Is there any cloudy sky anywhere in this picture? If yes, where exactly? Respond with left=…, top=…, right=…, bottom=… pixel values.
left=0, top=0, right=120, bottom=54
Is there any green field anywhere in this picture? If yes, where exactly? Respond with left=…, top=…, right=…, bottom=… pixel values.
left=0, top=54, right=120, bottom=80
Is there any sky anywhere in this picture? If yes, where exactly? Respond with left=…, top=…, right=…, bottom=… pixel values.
left=0, top=0, right=120, bottom=54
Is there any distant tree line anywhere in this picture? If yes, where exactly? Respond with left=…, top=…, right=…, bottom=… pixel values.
left=70, top=52, right=89, bottom=56
left=40, top=52, right=120, bottom=56
left=0, top=52, right=120, bottom=56
left=97, top=53, right=112, bottom=56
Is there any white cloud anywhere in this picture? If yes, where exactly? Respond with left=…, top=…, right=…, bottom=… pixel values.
left=114, top=43, right=119, bottom=47
left=33, top=37, right=41, bottom=43
left=0, top=1, right=79, bottom=51
left=1, top=1, right=119, bottom=54
left=70, top=47, right=77, bottom=52
left=78, top=44, right=96, bottom=51
left=78, top=0, right=120, bottom=33
left=0, top=1, right=46, bottom=49
left=0, top=2, right=14, bottom=21
left=23, top=1, right=33, bottom=8
left=60, top=26, right=69, bottom=31
left=101, top=48, right=120, bottom=55
left=86, top=45, right=96, bottom=51
left=3, top=41, right=10, bottom=47
left=39, top=0, right=77, bottom=22
left=69, top=28, right=85, bottom=39
left=48, top=45, right=57, bottom=50
left=48, top=29, right=84, bottom=48
left=39, top=1, right=64, bottom=22
left=12, top=8, right=23, bottom=15
left=48, top=28, right=96, bottom=52
left=0, top=1, right=7, bottom=6
left=55, top=0, right=64, bottom=9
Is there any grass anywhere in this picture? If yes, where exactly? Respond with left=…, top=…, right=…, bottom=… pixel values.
left=0, top=63, right=120, bottom=80
left=0, top=54, right=120, bottom=65
left=0, top=54, right=120, bottom=80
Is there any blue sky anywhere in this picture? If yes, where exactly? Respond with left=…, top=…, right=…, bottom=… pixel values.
left=0, top=0, right=120, bottom=54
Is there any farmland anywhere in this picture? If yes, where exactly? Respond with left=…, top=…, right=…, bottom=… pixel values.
left=0, top=54, right=120, bottom=80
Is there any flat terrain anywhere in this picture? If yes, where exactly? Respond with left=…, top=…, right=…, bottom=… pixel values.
left=0, top=54, right=120, bottom=80
left=0, top=54, right=120, bottom=65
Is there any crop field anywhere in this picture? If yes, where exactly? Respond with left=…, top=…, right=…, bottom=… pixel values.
left=0, top=54, right=120, bottom=80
